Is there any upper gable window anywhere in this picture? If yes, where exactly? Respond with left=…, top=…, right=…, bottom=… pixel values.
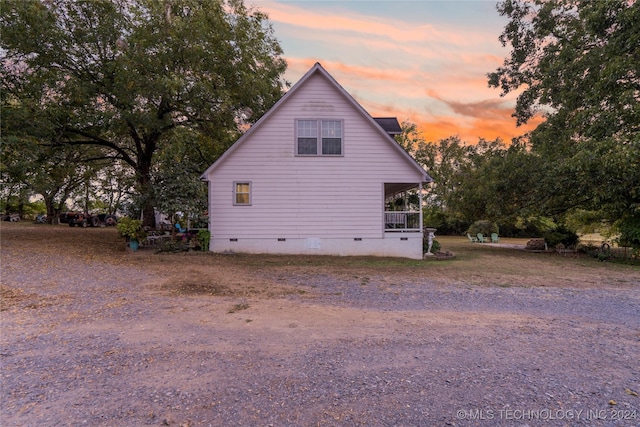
left=296, top=119, right=343, bottom=156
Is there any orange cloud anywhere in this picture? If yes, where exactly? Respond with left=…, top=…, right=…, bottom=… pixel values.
left=418, top=113, right=543, bottom=143
left=364, top=98, right=544, bottom=144
left=262, top=1, right=538, bottom=145
left=285, top=57, right=543, bottom=143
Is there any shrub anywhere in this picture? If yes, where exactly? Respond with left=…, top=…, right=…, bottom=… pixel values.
left=422, top=208, right=470, bottom=235
left=197, top=229, right=211, bottom=251
left=543, top=225, right=579, bottom=248
left=116, top=217, right=147, bottom=241
left=422, top=237, right=441, bottom=253
left=466, top=220, right=499, bottom=237
left=616, top=215, right=640, bottom=251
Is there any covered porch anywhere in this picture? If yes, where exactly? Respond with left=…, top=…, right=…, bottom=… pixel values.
left=384, top=182, right=423, bottom=232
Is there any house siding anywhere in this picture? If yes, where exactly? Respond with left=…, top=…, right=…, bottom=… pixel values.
left=206, top=68, right=427, bottom=258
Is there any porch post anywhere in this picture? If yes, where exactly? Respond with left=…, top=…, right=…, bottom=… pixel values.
left=419, top=182, right=423, bottom=233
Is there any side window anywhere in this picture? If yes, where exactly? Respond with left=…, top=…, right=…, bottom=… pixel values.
left=233, top=181, right=251, bottom=205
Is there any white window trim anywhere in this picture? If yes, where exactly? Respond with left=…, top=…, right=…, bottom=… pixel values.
left=233, top=181, right=252, bottom=206
left=295, top=119, right=344, bottom=157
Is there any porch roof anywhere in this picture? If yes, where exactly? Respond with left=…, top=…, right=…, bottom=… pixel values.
left=384, top=182, right=421, bottom=198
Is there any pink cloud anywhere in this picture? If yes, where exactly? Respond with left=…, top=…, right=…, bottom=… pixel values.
left=262, top=2, right=451, bottom=45
left=260, top=2, right=537, bottom=144
left=284, top=59, right=539, bottom=142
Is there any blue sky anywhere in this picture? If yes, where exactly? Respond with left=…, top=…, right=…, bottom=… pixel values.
left=249, top=0, right=541, bottom=142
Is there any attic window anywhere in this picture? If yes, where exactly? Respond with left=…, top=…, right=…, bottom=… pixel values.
left=233, top=181, right=251, bottom=205
left=296, top=119, right=343, bottom=156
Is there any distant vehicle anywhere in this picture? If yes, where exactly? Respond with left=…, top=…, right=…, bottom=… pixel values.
left=2, top=213, right=20, bottom=222
left=58, top=212, right=77, bottom=223
left=101, top=214, right=118, bottom=226
left=68, top=213, right=118, bottom=227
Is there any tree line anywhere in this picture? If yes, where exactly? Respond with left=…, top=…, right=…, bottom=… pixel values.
left=1, top=0, right=638, bottom=250
left=400, top=0, right=638, bottom=249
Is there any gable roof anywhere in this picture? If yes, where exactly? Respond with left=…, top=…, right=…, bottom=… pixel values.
left=201, top=62, right=432, bottom=182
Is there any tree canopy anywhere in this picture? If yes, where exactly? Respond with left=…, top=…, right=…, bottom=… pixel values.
left=1, top=0, right=287, bottom=226
left=488, top=0, right=639, bottom=239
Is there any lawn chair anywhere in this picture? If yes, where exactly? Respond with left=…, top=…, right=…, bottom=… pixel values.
left=491, top=233, right=500, bottom=243
left=467, top=233, right=478, bottom=243
left=175, top=223, right=187, bottom=233
left=477, top=233, right=486, bottom=243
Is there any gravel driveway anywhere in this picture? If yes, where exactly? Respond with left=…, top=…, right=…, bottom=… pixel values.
left=1, top=243, right=639, bottom=426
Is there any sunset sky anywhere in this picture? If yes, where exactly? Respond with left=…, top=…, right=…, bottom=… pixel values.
left=249, top=0, right=543, bottom=143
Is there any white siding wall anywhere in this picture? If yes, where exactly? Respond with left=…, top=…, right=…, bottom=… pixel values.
left=207, top=73, right=425, bottom=258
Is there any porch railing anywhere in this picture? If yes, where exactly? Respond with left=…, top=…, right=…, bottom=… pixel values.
left=384, top=211, right=421, bottom=231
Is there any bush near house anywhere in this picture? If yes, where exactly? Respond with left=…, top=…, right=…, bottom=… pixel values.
left=116, top=217, right=147, bottom=242
left=422, top=237, right=441, bottom=254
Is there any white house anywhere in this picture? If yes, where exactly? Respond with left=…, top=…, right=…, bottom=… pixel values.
left=201, top=63, right=432, bottom=259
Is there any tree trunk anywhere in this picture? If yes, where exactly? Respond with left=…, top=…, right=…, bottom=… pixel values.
left=44, top=194, right=56, bottom=225
left=141, top=203, right=156, bottom=229
left=137, top=156, right=157, bottom=229
left=129, top=119, right=161, bottom=229
left=47, top=208, right=63, bottom=225
left=50, top=202, right=65, bottom=225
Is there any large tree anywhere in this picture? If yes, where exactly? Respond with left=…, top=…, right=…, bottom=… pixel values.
left=488, top=0, right=639, bottom=234
left=1, top=0, right=287, bottom=227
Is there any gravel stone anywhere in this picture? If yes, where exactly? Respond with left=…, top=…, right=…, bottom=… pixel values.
left=1, top=244, right=639, bottom=426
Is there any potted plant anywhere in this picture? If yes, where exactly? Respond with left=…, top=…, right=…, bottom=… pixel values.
left=116, top=217, right=147, bottom=251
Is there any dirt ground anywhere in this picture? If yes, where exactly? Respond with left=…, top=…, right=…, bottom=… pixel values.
left=1, top=224, right=639, bottom=426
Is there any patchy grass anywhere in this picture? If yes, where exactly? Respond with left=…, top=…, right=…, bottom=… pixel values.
left=164, top=280, right=233, bottom=296
left=228, top=303, right=250, bottom=314
left=1, top=222, right=638, bottom=291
